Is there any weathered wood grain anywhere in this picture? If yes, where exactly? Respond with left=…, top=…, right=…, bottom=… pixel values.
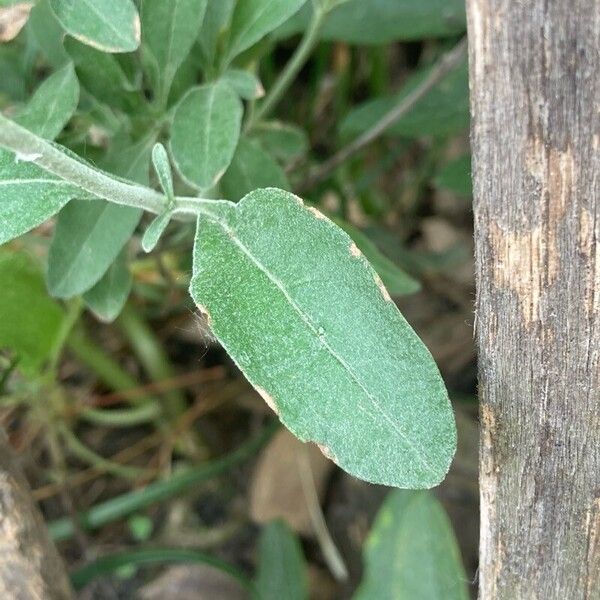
left=0, top=430, right=73, bottom=599
left=467, top=1, right=600, bottom=597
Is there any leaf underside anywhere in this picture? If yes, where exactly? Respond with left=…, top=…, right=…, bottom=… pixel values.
left=190, top=188, right=456, bottom=488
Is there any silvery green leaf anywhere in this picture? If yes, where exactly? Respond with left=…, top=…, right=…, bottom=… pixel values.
left=50, top=0, right=141, bottom=53
left=151, top=143, right=174, bottom=200
left=15, top=62, right=79, bottom=140
left=170, top=82, right=242, bottom=191
left=141, top=210, right=171, bottom=253
left=222, top=69, right=264, bottom=100
left=252, top=121, right=309, bottom=163
left=190, top=188, right=456, bottom=488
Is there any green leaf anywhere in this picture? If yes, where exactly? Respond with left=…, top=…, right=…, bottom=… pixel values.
left=278, top=0, right=466, bottom=44
left=333, top=217, right=420, bottom=296
left=252, top=121, right=309, bottom=163
left=434, top=154, right=472, bottom=198
left=47, top=200, right=141, bottom=298
left=151, top=143, right=174, bottom=200
left=65, top=38, right=139, bottom=112
left=190, top=189, right=456, bottom=488
left=141, top=211, right=171, bottom=253
left=50, top=0, right=141, bottom=53
left=0, top=249, right=64, bottom=374
left=15, top=62, right=79, bottom=140
left=0, top=149, right=81, bottom=245
left=198, top=0, right=235, bottom=70
left=256, top=521, right=308, bottom=600
left=355, top=490, right=469, bottom=599
left=83, top=249, right=132, bottom=322
left=141, top=0, right=208, bottom=104
left=225, top=0, right=307, bottom=63
left=170, top=82, right=242, bottom=191
left=222, top=68, right=264, bottom=100
left=27, top=0, right=70, bottom=68
left=340, top=62, right=469, bottom=140
left=221, top=138, right=290, bottom=201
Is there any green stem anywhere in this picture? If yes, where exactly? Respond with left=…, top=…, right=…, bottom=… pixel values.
left=79, top=403, right=161, bottom=428
left=48, top=297, right=83, bottom=373
left=0, top=112, right=228, bottom=218
left=245, top=6, right=327, bottom=131
left=48, top=422, right=277, bottom=541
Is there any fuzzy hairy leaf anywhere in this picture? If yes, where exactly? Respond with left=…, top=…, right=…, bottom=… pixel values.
left=0, top=149, right=80, bottom=245
left=16, top=62, right=79, bottom=140
left=256, top=521, right=308, bottom=600
left=170, top=82, right=242, bottom=190
left=355, top=490, right=469, bottom=599
left=190, top=189, right=456, bottom=488
left=252, top=121, right=308, bottom=163
left=221, top=138, right=289, bottom=201
left=141, top=0, right=208, bottom=104
left=50, top=0, right=141, bottom=53
left=226, top=0, right=307, bottom=63
left=83, top=249, right=132, bottom=322
left=0, top=249, right=64, bottom=374
left=47, top=199, right=141, bottom=298
left=222, top=68, right=264, bottom=100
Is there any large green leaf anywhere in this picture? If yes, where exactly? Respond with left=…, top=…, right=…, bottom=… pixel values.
left=0, top=250, right=64, bottom=374
left=15, top=62, right=79, bottom=140
left=340, top=63, right=469, bottom=140
left=141, top=0, right=208, bottom=104
left=221, top=138, right=289, bottom=201
left=255, top=521, right=308, bottom=600
left=0, top=149, right=80, bottom=245
left=225, top=0, right=307, bottom=63
left=83, top=249, right=132, bottom=322
left=47, top=200, right=141, bottom=298
left=278, top=0, right=466, bottom=44
left=170, top=82, right=242, bottom=191
left=50, top=0, right=141, bottom=53
left=190, top=189, right=456, bottom=488
left=355, top=490, right=469, bottom=599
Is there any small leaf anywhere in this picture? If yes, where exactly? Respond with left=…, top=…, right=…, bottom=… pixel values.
left=141, top=0, right=208, bottom=104
left=83, top=249, right=132, bottom=322
left=225, top=0, right=307, bottom=63
left=50, top=0, right=141, bottom=53
left=340, top=62, right=469, bottom=140
left=0, top=249, right=64, bottom=374
left=141, top=210, right=171, bottom=253
left=278, top=0, right=466, bottom=44
left=221, top=138, right=289, bottom=201
left=190, top=189, right=456, bottom=488
left=222, top=68, right=265, bottom=100
left=252, top=121, right=309, bottom=163
left=151, top=143, right=174, bottom=200
left=354, top=490, right=469, bottom=600
left=333, top=217, right=421, bottom=296
left=434, top=154, right=472, bottom=198
left=170, top=82, right=242, bottom=191
left=47, top=200, right=141, bottom=298
left=15, top=62, right=79, bottom=140
left=255, top=521, right=308, bottom=600
left=0, top=2, right=33, bottom=43
left=0, top=149, right=80, bottom=245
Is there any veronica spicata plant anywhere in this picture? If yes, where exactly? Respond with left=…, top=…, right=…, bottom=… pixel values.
left=0, top=0, right=461, bottom=488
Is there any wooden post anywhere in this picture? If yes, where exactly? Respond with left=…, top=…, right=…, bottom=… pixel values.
left=467, top=1, right=600, bottom=597
left=0, top=431, right=73, bottom=599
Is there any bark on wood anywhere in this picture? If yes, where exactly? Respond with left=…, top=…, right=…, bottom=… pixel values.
left=0, top=430, right=73, bottom=599
left=467, top=0, right=600, bottom=598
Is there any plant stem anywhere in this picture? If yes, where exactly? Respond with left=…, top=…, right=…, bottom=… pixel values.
left=245, top=6, right=327, bottom=131
left=0, top=112, right=228, bottom=218
left=297, top=37, right=468, bottom=192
